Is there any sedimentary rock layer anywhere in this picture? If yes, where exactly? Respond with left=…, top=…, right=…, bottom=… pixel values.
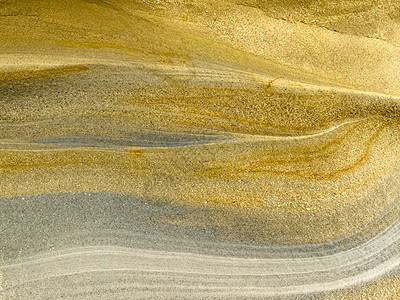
left=1, top=0, right=400, bottom=299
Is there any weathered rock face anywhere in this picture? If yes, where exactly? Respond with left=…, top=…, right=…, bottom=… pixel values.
left=1, top=0, right=400, bottom=298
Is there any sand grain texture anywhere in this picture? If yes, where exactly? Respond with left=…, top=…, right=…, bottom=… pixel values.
left=1, top=0, right=400, bottom=299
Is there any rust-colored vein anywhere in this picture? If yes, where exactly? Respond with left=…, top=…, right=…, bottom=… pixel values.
left=203, top=122, right=390, bottom=180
